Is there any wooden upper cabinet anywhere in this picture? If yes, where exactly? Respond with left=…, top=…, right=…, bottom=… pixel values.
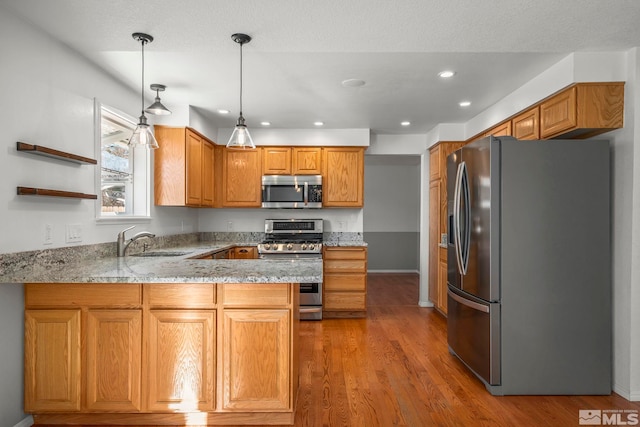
left=292, top=147, right=322, bottom=174
left=540, top=83, right=624, bottom=139
left=154, top=126, right=215, bottom=207
left=262, top=146, right=322, bottom=175
left=484, top=121, right=512, bottom=138
left=429, top=145, right=441, bottom=181
left=322, top=147, right=364, bottom=207
left=512, top=107, right=540, bottom=140
left=262, top=147, right=292, bottom=175
left=216, top=147, right=262, bottom=207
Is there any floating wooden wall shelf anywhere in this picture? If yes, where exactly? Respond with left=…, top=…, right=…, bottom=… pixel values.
left=17, top=187, right=97, bottom=200
left=16, top=141, right=97, bottom=165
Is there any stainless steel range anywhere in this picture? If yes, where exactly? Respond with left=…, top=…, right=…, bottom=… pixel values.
left=258, top=219, right=323, bottom=320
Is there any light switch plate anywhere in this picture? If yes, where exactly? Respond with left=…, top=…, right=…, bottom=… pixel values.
left=65, top=224, right=82, bottom=243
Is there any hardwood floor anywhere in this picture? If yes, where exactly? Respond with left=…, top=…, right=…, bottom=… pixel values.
left=38, top=272, right=639, bottom=426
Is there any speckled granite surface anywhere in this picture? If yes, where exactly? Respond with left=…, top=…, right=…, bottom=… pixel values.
left=0, top=235, right=321, bottom=284
left=322, top=232, right=368, bottom=246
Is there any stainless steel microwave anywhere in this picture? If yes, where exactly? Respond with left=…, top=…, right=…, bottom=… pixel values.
left=261, top=175, right=322, bottom=208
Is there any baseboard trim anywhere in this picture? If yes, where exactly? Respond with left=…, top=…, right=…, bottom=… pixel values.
left=612, top=383, right=640, bottom=401
left=367, top=269, right=419, bottom=274
left=14, top=415, right=33, bottom=427
left=419, top=300, right=435, bottom=308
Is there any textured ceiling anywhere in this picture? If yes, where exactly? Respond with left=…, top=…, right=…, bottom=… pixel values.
left=3, top=0, right=640, bottom=135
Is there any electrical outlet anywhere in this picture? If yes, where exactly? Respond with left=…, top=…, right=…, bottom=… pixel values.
left=65, top=224, right=82, bottom=243
left=227, top=221, right=234, bottom=231
left=337, top=221, right=345, bottom=231
left=43, top=223, right=53, bottom=245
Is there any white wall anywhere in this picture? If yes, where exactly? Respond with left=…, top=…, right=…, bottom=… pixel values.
left=0, top=9, right=197, bottom=254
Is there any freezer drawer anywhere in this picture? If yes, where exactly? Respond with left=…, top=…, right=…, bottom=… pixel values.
left=447, top=287, right=500, bottom=386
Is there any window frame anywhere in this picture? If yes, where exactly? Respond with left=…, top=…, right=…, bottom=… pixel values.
left=94, top=99, right=152, bottom=223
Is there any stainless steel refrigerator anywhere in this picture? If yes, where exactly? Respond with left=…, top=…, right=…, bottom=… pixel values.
left=446, top=136, right=611, bottom=395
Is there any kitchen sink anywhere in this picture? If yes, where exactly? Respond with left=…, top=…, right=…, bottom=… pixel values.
left=131, top=251, right=190, bottom=257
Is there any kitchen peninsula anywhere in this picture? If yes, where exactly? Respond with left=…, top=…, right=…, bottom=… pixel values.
left=1, top=239, right=322, bottom=426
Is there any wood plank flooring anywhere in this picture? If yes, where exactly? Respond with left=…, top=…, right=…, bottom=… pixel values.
left=38, top=272, right=639, bottom=426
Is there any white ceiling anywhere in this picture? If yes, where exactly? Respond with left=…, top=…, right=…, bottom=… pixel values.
left=3, top=0, right=640, bottom=135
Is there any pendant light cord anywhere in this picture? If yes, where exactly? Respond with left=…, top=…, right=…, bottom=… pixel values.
left=239, top=41, right=243, bottom=118
left=140, top=39, right=146, bottom=115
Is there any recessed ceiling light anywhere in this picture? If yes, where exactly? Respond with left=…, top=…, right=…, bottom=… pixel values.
left=438, top=70, right=456, bottom=78
left=459, top=101, right=471, bottom=107
left=260, top=121, right=271, bottom=126
left=401, top=121, right=411, bottom=126
left=342, top=79, right=366, bottom=87
left=218, top=109, right=230, bottom=114
left=314, top=121, right=324, bottom=126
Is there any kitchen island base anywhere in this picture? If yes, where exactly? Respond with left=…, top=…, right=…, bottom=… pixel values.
left=25, top=282, right=300, bottom=426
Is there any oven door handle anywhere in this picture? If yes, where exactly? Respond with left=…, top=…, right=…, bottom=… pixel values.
left=303, top=181, right=309, bottom=206
left=299, top=307, right=322, bottom=314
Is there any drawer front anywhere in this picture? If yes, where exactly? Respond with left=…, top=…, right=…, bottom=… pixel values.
left=324, top=274, right=366, bottom=292
left=323, top=248, right=366, bottom=260
left=25, top=283, right=141, bottom=308
left=324, top=292, right=366, bottom=310
left=145, top=283, right=216, bottom=308
left=221, top=283, right=291, bottom=307
left=324, top=259, right=366, bottom=273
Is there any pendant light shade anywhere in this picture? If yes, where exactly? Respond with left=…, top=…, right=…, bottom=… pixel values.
left=227, top=33, right=256, bottom=150
left=129, top=32, right=159, bottom=149
left=145, top=83, right=172, bottom=115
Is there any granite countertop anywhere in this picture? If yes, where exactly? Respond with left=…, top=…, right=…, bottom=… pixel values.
left=0, top=242, right=322, bottom=284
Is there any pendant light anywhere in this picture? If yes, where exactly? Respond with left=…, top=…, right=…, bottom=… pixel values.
left=128, top=32, right=159, bottom=149
left=226, top=33, right=256, bottom=150
left=145, top=84, right=172, bottom=115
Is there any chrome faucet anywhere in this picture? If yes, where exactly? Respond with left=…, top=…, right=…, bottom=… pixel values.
left=117, top=225, right=156, bottom=257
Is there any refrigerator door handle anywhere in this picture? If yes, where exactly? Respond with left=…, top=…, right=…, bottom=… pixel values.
left=461, top=161, right=471, bottom=275
left=448, top=288, right=489, bottom=313
left=453, top=161, right=466, bottom=275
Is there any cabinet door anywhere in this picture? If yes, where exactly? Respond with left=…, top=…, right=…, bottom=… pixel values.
left=322, top=147, right=364, bottom=207
left=222, top=309, right=290, bottom=411
left=85, top=310, right=142, bottom=412
left=428, top=180, right=440, bottom=306
left=429, top=145, right=440, bottom=181
left=292, top=147, right=322, bottom=175
left=233, top=246, right=257, bottom=259
left=202, top=140, right=215, bottom=207
left=262, top=147, right=292, bottom=175
left=25, top=309, right=81, bottom=412
left=145, top=310, right=215, bottom=412
left=222, top=149, right=262, bottom=207
left=186, top=130, right=203, bottom=206
left=484, top=121, right=511, bottom=137
left=438, top=259, right=448, bottom=314
left=512, top=107, right=540, bottom=140
left=540, top=86, right=577, bottom=138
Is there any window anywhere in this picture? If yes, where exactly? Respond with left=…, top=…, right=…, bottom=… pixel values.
left=96, top=101, right=150, bottom=219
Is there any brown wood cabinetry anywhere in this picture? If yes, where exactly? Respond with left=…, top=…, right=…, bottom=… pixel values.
left=262, top=147, right=323, bottom=175
left=322, top=147, right=365, bottom=207
left=262, top=147, right=292, bottom=175
left=323, top=246, right=367, bottom=317
left=214, top=146, right=262, bottom=207
left=232, top=246, right=257, bottom=259
left=154, top=126, right=215, bottom=207
left=483, top=121, right=512, bottom=138
left=24, top=282, right=298, bottom=425
left=540, top=83, right=624, bottom=139
left=512, top=107, right=540, bottom=140
left=428, top=141, right=465, bottom=315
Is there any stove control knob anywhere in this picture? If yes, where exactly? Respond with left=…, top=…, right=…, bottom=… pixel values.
left=308, top=244, right=315, bottom=250
left=301, top=244, right=307, bottom=250
left=264, top=243, right=271, bottom=250
left=286, top=243, right=293, bottom=250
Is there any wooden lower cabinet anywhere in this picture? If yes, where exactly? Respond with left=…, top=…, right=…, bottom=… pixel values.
left=85, top=310, right=142, bottom=412
left=145, top=310, right=215, bottom=412
left=222, top=309, right=290, bottom=410
left=25, top=309, right=81, bottom=413
left=323, top=246, right=367, bottom=318
left=25, top=282, right=298, bottom=426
